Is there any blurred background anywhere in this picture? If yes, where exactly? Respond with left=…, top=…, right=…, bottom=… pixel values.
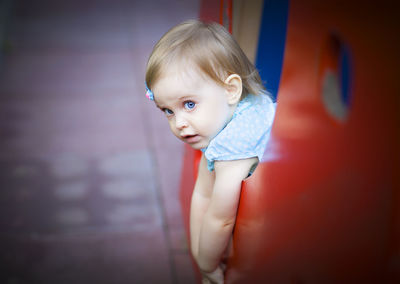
left=0, top=0, right=199, bottom=283
left=1, top=0, right=399, bottom=283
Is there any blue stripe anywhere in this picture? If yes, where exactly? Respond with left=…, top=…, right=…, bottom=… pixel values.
left=255, top=0, right=290, bottom=101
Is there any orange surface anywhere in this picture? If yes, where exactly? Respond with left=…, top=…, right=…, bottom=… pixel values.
left=180, top=0, right=399, bottom=282
left=229, top=0, right=400, bottom=282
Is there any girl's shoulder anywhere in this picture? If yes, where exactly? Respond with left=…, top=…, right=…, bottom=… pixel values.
left=202, top=92, right=276, bottom=172
left=235, top=92, right=276, bottom=119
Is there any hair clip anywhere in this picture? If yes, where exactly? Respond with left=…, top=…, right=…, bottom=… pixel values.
left=145, top=82, right=154, bottom=101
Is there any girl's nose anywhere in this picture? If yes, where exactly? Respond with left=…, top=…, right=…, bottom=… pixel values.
left=175, top=114, right=188, bottom=130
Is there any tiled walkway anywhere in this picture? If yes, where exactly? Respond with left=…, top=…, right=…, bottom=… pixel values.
left=0, top=0, right=199, bottom=283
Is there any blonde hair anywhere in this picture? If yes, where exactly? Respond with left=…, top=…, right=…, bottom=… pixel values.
left=145, top=19, right=267, bottom=99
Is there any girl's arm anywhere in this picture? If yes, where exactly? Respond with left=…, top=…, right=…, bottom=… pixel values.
left=190, top=154, right=215, bottom=260
left=196, top=156, right=258, bottom=273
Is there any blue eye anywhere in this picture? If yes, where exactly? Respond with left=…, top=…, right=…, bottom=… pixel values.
left=184, top=101, right=196, bottom=110
left=163, top=108, right=174, bottom=116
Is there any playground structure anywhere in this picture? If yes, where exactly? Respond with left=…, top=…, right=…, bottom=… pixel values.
left=180, top=0, right=400, bottom=282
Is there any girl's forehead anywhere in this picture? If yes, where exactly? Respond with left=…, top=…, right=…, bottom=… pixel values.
left=158, top=64, right=208, bottom=89
left=153, top=65, right=219, bottom=106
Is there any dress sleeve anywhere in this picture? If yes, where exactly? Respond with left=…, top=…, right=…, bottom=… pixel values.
left=204, top=96, right=276, bottom=172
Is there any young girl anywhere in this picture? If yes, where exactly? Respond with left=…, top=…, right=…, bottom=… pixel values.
left=145, top=20, right=276, bottom=284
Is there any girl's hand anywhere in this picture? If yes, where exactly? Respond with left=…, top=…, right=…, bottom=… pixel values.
left=201, top=265, right=224, bottom=284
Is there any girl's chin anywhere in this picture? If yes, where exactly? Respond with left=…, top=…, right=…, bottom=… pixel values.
left=188, top=143, right=205, bottom=150
left=187, top=141, right=209, bottom=150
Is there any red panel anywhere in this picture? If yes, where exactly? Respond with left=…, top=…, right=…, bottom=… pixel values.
left=181, top=0, right=399, bottom=282
left=226, top=0, right=400, bottom=283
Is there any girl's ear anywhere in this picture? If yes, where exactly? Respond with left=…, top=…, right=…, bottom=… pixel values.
left=224, top=74, right=242, bottom=105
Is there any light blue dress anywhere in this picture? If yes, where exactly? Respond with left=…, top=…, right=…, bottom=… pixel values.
left=201, top=93, right=276, bottom=176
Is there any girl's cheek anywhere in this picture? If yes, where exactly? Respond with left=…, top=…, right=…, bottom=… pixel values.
left=168, top=119, right=175, bottom=131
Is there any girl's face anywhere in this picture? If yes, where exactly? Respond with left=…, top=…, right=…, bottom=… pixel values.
left=152, top=67, right=235, bottom=149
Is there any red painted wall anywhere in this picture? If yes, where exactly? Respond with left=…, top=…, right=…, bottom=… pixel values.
left=180, top=0, right=399, bottom=282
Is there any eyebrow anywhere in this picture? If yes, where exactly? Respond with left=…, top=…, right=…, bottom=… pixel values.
left=154, top=101, right=164, bottom=109
left=178, top=95, right=194, bottom=101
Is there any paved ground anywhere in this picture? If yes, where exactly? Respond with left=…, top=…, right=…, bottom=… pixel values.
left=0, top=0, right=199, bottom=283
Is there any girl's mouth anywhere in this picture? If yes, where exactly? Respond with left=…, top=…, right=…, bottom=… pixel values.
left=182, top=134, right=201, bottom=144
